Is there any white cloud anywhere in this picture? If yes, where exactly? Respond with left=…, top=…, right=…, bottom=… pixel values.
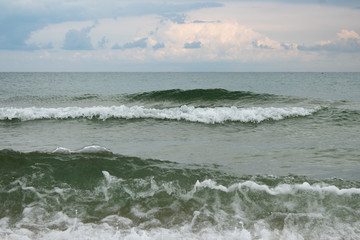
left=298, top=29, right=360, bottom=52
left=187, top=2, right=360, bottom=45
left=0, top=0, right=223, bottom=50
left=26, top=15, right=159, bottom=50
left=2, top=0, right=360, bottom=71
left=26, top=21, right=95, bottom=49
left=88, top=16, right=161, bottom=49
left=337, top=29, right=360, bottom=40
left=25, top=17, right=302, bottom=63
left=145, top=20, right=298, bottom=62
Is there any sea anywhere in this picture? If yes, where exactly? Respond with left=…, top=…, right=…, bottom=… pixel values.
left=0, top=72, right=359, bottom=240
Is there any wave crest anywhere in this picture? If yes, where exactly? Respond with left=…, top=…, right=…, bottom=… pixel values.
left=190, top=179, right=360, bottom=196
left=0, top=105, right=320, bottom=123
left=53, top=145, right=112, bottom=154
left=126, top=88, right=278, bottom=102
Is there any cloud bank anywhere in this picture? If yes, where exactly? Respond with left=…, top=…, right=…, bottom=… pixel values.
left=0, top=0, right=222, bottom=51
left=1, top=0, right=359, bottom=71
left=298, top=30, right=360, bottom=52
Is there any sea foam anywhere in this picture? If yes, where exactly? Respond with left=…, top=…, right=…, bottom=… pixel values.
left=2, top=172, right=359, bottom=240
left=191, top=179, right=360, bottom=196
left=53, top=145, right=111, bottom=154
left=0, top=105, right=319, bottom=123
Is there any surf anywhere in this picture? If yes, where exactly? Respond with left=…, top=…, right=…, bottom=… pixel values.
left=0, top=105, right=320, bottom=123
left=1, top=149, right=359, bottom=240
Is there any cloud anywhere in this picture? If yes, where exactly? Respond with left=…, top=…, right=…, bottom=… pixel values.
left=153, top=42, right=165, bottom=50
left=112, top=2, right=223, bottom=18
left=252, top=41, right=273, bottom=49
left=184, top=41, right=202, bottom=49
left=62, top=26, right=95, bottom=50
left=193, top=20, right=221, bottom=24
left=158, top=2, right=223, bottom=15
left=162, top=13, right=187, bottom=24
left=0, top=0, right=223, bottom=51
left=122, top=38, right=148, bottom=49
left=97, top=36, right=109, bottom=49
left=85, top=20, right=296, bottom=63
left=281, top=43, right=297, bottom=50
left=13, top=16, right=303, bottom=64
left=0, top=15, right=44, bottom=50
left=337, top=29, right=360, bottom=39
left=111, top=43, right=121, bottom=50
left=152, top=21, right=288, bottom=61
left=298, top=29, right=360, bottom=52
left=1, top=0, right=360, bottom=71
left=273, top=0, right=360, bottom=8
left=111, top=37, right=150, bottom=50
left=0, top=1, right=89, bottom=50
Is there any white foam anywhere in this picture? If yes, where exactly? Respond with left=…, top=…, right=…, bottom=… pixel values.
left=99, top=171, right=181, bottom=201
left=191, top=179, right=360, bottom=196
left=53, top=145, right=111, bottom=154
left=100, top=171, right=125, bottom=202
left=1, top=177, right=359, bottom=240
left=0, top=105, right=320, bottom=123
left=1, top=217, right=357, bottom=240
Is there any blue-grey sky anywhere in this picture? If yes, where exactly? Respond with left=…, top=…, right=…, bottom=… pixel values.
left=1, top=0, right=359, bottom=71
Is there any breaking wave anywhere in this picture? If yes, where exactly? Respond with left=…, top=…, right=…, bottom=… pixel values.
left=0, top=149, right=359, bottom=240
left=0, top=105, right=320, bottom=123
left=53, top=145, right=112, bottom=154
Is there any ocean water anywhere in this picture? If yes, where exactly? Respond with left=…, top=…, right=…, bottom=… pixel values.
left=0, top=72, right=359, bottom=240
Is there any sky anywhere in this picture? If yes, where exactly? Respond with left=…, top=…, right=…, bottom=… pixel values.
left=0, top=0, right=360, bottom=72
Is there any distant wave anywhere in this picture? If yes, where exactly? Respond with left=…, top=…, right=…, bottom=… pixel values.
left=0, top=105, right=320, bottom=123
left=126, top=88, right=283, bottom=102
left=1, top=89, right=295, bottom=106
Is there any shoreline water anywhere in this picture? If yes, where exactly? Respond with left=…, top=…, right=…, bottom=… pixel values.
left=1, top=72, right=359, bottom=239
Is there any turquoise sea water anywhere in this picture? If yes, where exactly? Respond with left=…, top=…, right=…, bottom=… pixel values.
left=0, top=72, right=359, bottom=239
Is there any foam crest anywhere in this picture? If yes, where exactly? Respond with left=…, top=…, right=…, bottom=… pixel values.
left=193, top=179, right=360, bottom=195
left=53, top=145, right=111, bottom=154
left=0, top=105, right=319, bottom=123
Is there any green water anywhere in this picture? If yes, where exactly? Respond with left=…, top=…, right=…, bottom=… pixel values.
left=0, top=72, right=359, bottom=239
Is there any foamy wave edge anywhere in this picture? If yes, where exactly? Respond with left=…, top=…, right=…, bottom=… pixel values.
left=0, top=218, right=334, bottom=240
left=0, top=105, right=320, bottom=123
left=53, top=145, right=111, bottom=154
left=189, top=179, right=360, bottom=196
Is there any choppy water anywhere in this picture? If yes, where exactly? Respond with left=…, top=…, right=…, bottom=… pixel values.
left=0, top=72, right=359, bottom=239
